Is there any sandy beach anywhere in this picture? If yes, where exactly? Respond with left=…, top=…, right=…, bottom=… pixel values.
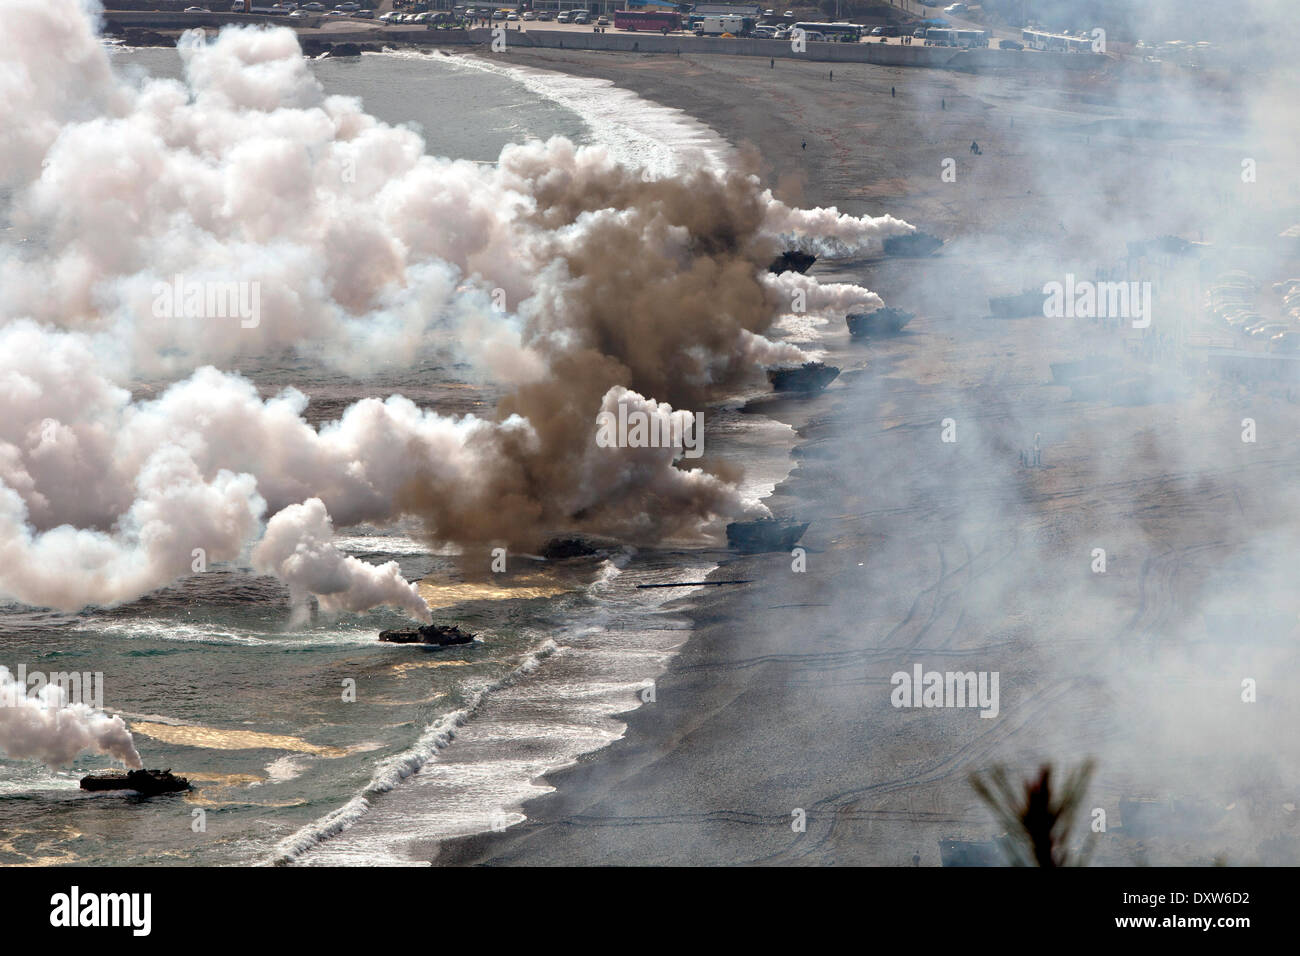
left=434, top=48, right=1300, bottom=866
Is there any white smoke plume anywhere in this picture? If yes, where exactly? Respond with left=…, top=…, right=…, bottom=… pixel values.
left=763, top=271, right=885, bottom=315
left=0, top=667, right=143, bottom=769
left=0, top=0, right=914, bottom=617
left=252, top=498, right=431, bottom=623
left=0, top=0, right=905, bottom=381
left=762, top=192, right=916, bottom=258
left=0, top=322, right=514, bottom=611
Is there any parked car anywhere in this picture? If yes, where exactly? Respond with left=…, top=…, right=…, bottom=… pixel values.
left=536, top=10, right=552, bottom=19
left=556, top=11, right=571, bottom=22
left=573, top=11, right=590, bottom=24
left=493, top=9, right=507, bottom=19
left=943, top=2, right=967, bottom=13
left=999, top=38, right=1023, bottom=50
left=183, top=5, right=210, bottom=11
left=302, top=2, right=324, bottom=9
left=1249, top=324, right=1289, bottom=338
left=522, top=10, right=535, bottom=19
left=596, top=15, right=609, bottom=25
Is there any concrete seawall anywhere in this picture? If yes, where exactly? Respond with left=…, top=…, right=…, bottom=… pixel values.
left=101, top=15, right=1108, bottom=73
left=494, top=30, right=1108, bottom=72
left=104, top=10, right=306, bottom=29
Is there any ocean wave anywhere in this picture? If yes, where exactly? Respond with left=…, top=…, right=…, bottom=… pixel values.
left=335, top=534, right=458, bottom=557
left=401, top=50, right=733, bottom=177
left=269, top=638, right=559, bottom=865
left=88, top=619, right=380, bottom=649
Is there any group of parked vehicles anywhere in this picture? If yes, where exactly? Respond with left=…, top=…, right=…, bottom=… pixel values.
left=206, top=2, right=1016, bottom=47
left=225, top=1, right=370, bottom=16
left=1208, top=272, right=1300, bottom=353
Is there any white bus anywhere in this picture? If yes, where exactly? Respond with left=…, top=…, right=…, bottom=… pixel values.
left=1022, top=28, right=1093, bottom=52
left=925, top=28, right=988, bottom=48
left=790, top=21, right=862, bottom=42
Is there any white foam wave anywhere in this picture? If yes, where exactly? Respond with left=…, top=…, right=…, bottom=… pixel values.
left=269, top=638, right=559, bottom=864
left=98, top=620, right=378, bottom=648
left=421, top=51, right=733, bottom=176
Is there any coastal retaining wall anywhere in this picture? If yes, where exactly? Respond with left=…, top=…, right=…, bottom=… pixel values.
left=476, top=30, right=1109, bottom=72
left=103, top=10, right=307, bottom=28
left=100, top=15, right=1108, bottom=73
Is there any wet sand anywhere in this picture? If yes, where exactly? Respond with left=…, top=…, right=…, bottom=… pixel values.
left=434, top=50, right=1300, bottom=865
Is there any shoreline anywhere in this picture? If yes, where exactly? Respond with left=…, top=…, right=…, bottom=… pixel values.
left=432, top=49, right=1300, bottom=866
left=273, top=52, right=796, bottom=865
left=430, top=47, right=991, bottom=867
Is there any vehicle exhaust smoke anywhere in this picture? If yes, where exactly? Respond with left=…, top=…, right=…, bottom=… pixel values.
left=0, top=667, right=143, bottom=769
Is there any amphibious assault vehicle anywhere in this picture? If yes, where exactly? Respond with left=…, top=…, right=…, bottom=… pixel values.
left=767, top=250, right=818, bottom=275
left=846, top=307, right=914, bottom=338
left=378, top=623, right=475, bottom=646
left=883, top=232, right=943, bottom=258
left=767, top=362, right=840, bottom=393
left=80, top=769, right=191, bottom=796
left=725, top=519, right=810, bottom=554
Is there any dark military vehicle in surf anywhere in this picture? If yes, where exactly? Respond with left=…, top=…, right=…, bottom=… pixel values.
left=378, top=623, right=475, bottom=646
left=725, top=518, right=810, bottom=553
left=767, top=361, right=840, bottom=393
left=846, top=307, right=914, bottom=338
left=80, top=769, right=191, bottom=796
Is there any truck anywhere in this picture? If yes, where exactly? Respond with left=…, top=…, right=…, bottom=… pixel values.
left=695, top=14, right=747, bottom=36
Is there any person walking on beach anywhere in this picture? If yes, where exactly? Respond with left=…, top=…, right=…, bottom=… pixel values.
left=1033, top=432, right=1041, bottom=467
left=801, top=139, right=806, bottom=150
left=891, top=86, right=895, bottom=97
